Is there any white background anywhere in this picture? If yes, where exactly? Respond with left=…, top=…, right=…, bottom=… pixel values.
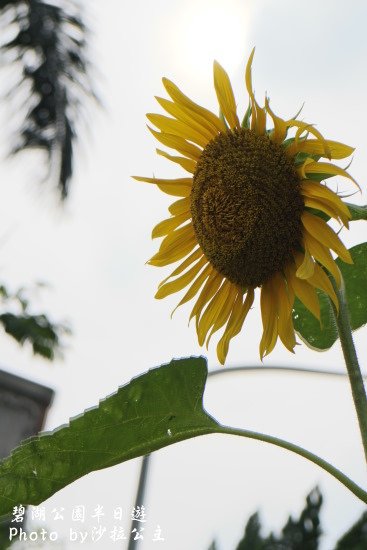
left=2, top=0, right=367, bottom=548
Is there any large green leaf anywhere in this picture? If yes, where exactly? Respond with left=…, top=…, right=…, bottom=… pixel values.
left=0, top=358, right=366, bottom=513
left=0, top=357, right=218, bottom=516
left=293, top=243, right=367, bottom=350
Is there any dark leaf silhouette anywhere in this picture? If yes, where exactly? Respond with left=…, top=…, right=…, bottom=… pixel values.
left=335, top=510, right=367, bottom=549
left=278, top=487, right=322, bottom=550
left=0, top=0, right=95, bottom=197
left=0, top=283, right=69, bottom=360
left=234, top=487, right=322, bottom=550
left=236, top=512, right=265, bottom=550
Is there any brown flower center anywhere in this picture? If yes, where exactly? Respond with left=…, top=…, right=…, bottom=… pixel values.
left=191, top=128, right=304, bottom=287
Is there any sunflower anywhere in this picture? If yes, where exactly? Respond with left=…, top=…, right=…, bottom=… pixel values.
left=135, top=49, right=358, bottom=364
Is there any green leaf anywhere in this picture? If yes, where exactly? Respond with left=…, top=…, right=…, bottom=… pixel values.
left=293, top=292, right=337, bottom=350
left=293, top=243, right=367, bottom=350
left=1, top=359, right=366, bottom=513
left=0, top=357, right=218, bottom=515
left=346, top=203, right=367, bottom=221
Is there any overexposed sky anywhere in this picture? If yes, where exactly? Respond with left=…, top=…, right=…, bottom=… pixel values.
left=2, top=0, right=367, bottom=548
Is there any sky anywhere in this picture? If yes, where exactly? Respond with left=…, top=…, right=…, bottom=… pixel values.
left=1, top=0, right=367, bottom=548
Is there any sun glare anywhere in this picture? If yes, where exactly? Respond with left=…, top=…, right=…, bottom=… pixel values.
left=172, top=0, right=249, bottom=79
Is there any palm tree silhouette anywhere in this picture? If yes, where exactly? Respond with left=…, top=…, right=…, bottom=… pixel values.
left=0, top=0, right=94, bottom=198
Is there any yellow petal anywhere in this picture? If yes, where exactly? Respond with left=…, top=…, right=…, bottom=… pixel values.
left=292, top=139, right=354, bottom=159
left=147, top=126, right=202, bottom=160
left=303, top=196, right=349, bottom=228
left=243, top=52, right=267, bottom=136
left=301, top=180, right=351, bottom=220
left=217, top=288, right=254, bottom=365
left=189, top=271, right=223, bottom=322
left=133, top=176, right=192, bottom=197
left=152, top=211, right=190, bottom=239
left=157, top=223, right=195, bottom=253
left=285, top=122, right=331, bottom=159
left=272, top=272, right=296, bottom=352
left=296, top=157, right=315, bottom=179
left=216, top=292, right=243, bottom=365
left=158, top=248, right=202, bottom=288
left=149, top=224, right=196, bottom=266
left=307, top=262, right=339, bottom=312
left=213, top=61, right=240, bottom=129
left=265, top=97, right=288, bottom=143
left=286, top=263, right=320, bottom=321
left=206, top=283, right=238, bottom=347
left=245, top=47, right=256, bottom=99
left=196, top=280, right=232, bottom=346
left=301, top=212, right=352, bottom=264
left=171, top=264, right=212, bottom=316
left=244, top=50, right=265, bottom=135
left=162, top=77, right=227, bottom=133
left=149, top=236, right=197, bottom=266
left=168, top=197, right=191, bottom=216
left=156, top=149, right=197, bottom=174
left=293, top=250, right=339, bottom=309
left=155, top=256, right=207, bottom=299
left=253, top=97, right=267, bottom=135
left=303, top=231, right=341, bottom=286
left=155, top=96, right=217, bottom=141
left=259, top=279, right=278, bottom=359
left=304, top=161, right=360, bottom=191
left=295, top=248, right=315, bottom=279
left=147, top=114, right=208, bottom=148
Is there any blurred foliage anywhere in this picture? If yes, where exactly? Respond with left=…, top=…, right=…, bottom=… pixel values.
left=0, top=0, right=95, bottom=198
left=209, top=488, right=367, bottom=549
left=335, top=510, right=367, bottom=550
left=235, top=487, right=322, bottom=550
left=0, top=283, right=69, bottom=360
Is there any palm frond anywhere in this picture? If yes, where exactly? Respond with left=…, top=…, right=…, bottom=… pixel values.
left=0, top=0, right=95, bottom=198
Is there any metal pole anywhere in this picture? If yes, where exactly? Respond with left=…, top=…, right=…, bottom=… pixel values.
left=127, top=454, right=151, bottom=550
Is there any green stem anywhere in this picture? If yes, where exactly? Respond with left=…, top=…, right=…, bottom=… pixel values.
left=218, top=425, right=367, bottom=504
left=330, top=277, right=367, bottom=463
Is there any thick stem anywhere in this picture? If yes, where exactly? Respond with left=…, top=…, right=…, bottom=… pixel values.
left=331, top=277, right=367, bottom=463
